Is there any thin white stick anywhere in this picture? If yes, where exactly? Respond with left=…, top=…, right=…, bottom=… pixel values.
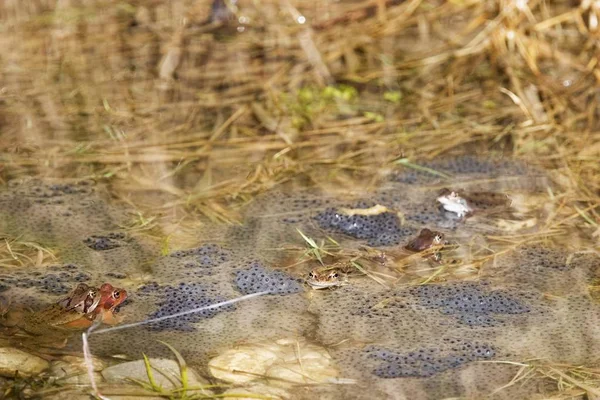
left=82, top=320, right=109, bottom=399
left=81, top=291, right=270, bottom=399
left=89, top=291, right=269, bottom=335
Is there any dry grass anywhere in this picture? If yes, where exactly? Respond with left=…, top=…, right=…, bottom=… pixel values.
left=0, top=0, right=597, bottom=231
left=0, top=234, right=57, bottom=269
left=0, top=0, right=599, bottom=397
left=488, top=360, right=600, bottom=398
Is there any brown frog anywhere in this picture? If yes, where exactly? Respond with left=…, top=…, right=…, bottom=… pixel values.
left=94, top=283, right=128, bottom=325
left=405, top=229, right=445, bottom=252
left=56, top=283, right=101, bottom=314
left=306, top=269, right=345, bottom=290
left=12, top=283, right=127, bottom=336
left=405, top=229, right=446, bottom=262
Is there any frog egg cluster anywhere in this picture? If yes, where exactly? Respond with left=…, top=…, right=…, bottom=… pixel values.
left=311, top=279, right=542, bottom=388
left=284, top=193, right=331, bottom=212
left=314, top=203, right=417, bottom=246
left=484, top=245, right=600, bottom=297
left=104, top=271, right=128, bottom=280
left=9, top=180, right=96, bottom=199
left=365, top=339, right=495, bottom=378
left=407, top=282, right=531, bottom=326
left=0, top=264, right=91, bottom=295
left=239, top=191, right=331, bottom=226
left=83, top=232, right=128, bottom=251
left=333, top=346, right=537, bottom=400
left=0, top=275, right=39, bottom=292
left=249, top=191, right=331, bottom=214
left=0, top=180, right=125, bottom=246
left=138, top=282, right=235, bottom=331
left=518, top=246, right=571, bottom=270
left=403, top=202, right=460, bottom=228
left=37, top=274, right=77, bottom=295
left=393, top=156, right=529, bottom=185
left=170, top=244, right=231, bottom=268
left=429, top=156, right=528, bottom=176
left=149, top=244, right=232, bottom=281
left=234, top=262, right=303, bottom=295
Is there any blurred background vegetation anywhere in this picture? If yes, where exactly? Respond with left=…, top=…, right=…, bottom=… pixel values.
left=0, top=0, right=598, bottom=242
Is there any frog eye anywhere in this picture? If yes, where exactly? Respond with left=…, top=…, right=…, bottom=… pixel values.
left=308, top=271, right=317, bottom=279
left=329, top=272, right=339, bottom=279
left=434, top=234, right=443, bottom=243
left=112, top=290, right=121, bottom=299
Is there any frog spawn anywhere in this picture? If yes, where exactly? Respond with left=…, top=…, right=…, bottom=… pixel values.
left=0, top=180, right=157, bottom=293
left=407, top=282, right=532, bottom=327
left=137, top=282, right=235, bottom=331
left=83, top=245, right=313, bottom=364
left=392, top=155, right=531, bottom=185
left=0, top=180, right=125, bottom=244
left=314, top=202, right=418, bottom=246
left=0, top=264, right=92, bottom=309
left=224, top=159, right=524, bottom=255
left=83, top=232, right=130, bottom=251
left=309, top=161, right=532, bottom=249
left=483, top=245, right=600, bottom=296
left=1, top=160, right=599, bottom=400
left=365, top=339, right=495, bottom=378
left=311, top=276, right=600, bottom=399
left=235, top=262, right=303, bottom=295
left=135, top=260, right=303, bottom=332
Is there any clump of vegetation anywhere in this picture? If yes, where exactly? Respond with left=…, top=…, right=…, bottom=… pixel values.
left=0, top=234, right=56, bottom=269
left=281, top=84, right=359, bottom=129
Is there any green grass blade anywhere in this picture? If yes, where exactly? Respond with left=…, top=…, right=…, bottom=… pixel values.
left=142, top=353, right=161, bottom=392
left=296, top=228, right=318, bottom=248
left=574, top=206, right=599, bottom=227
left=393, top=158, right=451, bottom=179
left=159, top=341, right=189, bottom=393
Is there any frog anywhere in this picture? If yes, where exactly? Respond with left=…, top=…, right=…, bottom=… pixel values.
left=12, top=287, right=100, bottom=336
left=405, top=228, right=448, bottom=262
left=306, top=269, right=345, bottom=290
left=405, top=229, right=445, bottom=252
left=436, top=190, right=473, bottom=218
left=437, top=188, right=512, bottom=218
left=56, top=283, right=101, bottom=314
left=10, top=283, right=127, bottom=336
left=94, top=283, right=128, bottom=324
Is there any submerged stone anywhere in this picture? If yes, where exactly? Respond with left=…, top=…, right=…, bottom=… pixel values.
left=0, top=348, right=49, bottom=377
left=102, top=358, right=210, bottom=392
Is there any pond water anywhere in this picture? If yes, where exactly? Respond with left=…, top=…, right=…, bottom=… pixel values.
left=0, top=1, right=598, bottom=399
